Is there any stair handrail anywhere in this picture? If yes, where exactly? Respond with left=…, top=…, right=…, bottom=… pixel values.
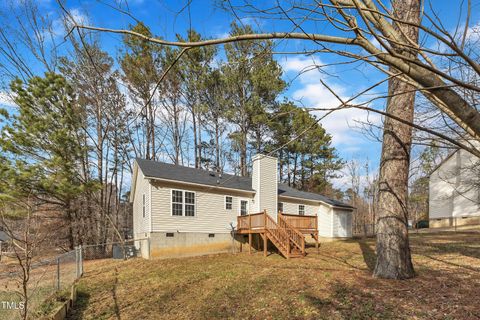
left=278, top=212, right=306, bottom=254
left=264, top=212, right=290, bottom=256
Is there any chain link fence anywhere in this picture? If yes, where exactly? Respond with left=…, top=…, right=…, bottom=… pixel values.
left=0, top=239, right=141, bottom=319
left=353, top=223, right=376, bottom=237
left=0, top=246, right=82, bottom=319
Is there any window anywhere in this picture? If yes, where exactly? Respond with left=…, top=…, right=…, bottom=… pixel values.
left=225, top=196, right=233, bottom=210
left=184, top=191, right=195, bottom=216
left=171, top=190, right=196, bottom=216
left=172, top=190, right=183, bottom=216
left=142, top=194, right=146, bottom=218
left=298, top=205, right=305, bottom=216
left=278, top=202, right=284, bottom=213
left=240, top=200, right=248, bottom=216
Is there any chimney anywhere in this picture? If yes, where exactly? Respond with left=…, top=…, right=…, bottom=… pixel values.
left=252, top=154, right=278, bottom=219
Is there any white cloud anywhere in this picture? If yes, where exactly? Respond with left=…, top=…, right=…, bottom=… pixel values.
left=51, top=8, right=90, bottom=38
left=0, top=91, right=16, bottom=109
left=281, top=55, right=383, bottom=146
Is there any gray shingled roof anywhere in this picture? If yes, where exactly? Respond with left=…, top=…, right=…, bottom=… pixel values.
left=136, top=158, right=353, bottom=209
left=136, top=158, right=254, bottom=191
left=277, top=183, right=353, bottom=208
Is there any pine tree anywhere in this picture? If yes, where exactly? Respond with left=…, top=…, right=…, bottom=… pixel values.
left=0, top=73, right=88, bottom=248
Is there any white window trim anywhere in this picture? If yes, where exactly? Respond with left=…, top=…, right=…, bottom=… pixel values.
left=225, top=196, right=233, bottom=210
left=170, top=189, right=196, bottom=217
left=238, top=198, right=249, bottom=216
left=298, top=204, right=305, bottom=215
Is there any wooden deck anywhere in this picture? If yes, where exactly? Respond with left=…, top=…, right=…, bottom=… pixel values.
left=236, top=211, right=319, bottom=259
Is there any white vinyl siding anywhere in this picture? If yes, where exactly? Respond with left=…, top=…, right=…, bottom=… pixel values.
left=252, top=155, right=277, bottom=217
left=280, top=200, right=317, bottom=216
left=429, top=153, right=456, bottom=219
left=133, top=170, right=151, bottom=235
left=429, top=147, right=480, bottom=219
left=150, top=182, right=253, bottom=233
left=318, top=205, right=332, bottom=237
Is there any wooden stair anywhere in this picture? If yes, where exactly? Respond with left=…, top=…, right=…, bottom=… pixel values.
left=264, top=212, right=306, bottom=259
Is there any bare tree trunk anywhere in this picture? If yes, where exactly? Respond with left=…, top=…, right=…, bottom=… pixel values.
left=215, top=119, right=221, bottom=172
left=240, top=129, right=248, bottom=177
left=373, top=0, right=420, bottom=280
left=192, top=107, right=199, bottom=168
left=197, top=113, right=203, bottom=169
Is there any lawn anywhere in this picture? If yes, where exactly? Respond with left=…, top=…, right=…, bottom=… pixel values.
left=68, top=231, right=480, bottom=320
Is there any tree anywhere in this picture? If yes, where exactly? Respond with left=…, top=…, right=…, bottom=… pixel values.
left=409, top=144, right=442, bottom=224
left=222, top=22, right=285, bottom=176
left=0, top=73, right=88, bottom=249
left=373, top=0, right=420, bottom=279
left=179, top=30, right=217, bottom=169
left=60, top=41, right=131, bottom=245
left=270, top=101, right=343, bottom=194
left=201, top=68, right=229, bottom=172
left=120, top=22, right=159, bottom=160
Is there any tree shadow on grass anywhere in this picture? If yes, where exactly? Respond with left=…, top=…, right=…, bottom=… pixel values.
left=111, top=267, right=121, bottom=320
left=411, top=232, right=480, bottom=262
left=358, top=240, right=376, bottom=272
left=304, top=281, right=398, bottom=320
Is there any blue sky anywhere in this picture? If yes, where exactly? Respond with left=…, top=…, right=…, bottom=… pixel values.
left=1, top=0, right=478, bottom=189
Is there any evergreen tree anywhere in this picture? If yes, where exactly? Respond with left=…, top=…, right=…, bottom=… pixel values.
left=222, top=22, right=285, bottom=176
left=0, top=73, right=88, bottom=248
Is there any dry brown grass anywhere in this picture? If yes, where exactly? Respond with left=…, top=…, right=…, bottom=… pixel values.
left=68, top=231, right=480, bottom=320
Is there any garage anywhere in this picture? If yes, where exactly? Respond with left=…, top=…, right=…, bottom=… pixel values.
left=318, top=205, right=354, bottom=238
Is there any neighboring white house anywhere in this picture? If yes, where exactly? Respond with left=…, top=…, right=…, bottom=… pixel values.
left=429, top=147, right=480, bottom=228
left=129, top=154, right=354, bottom=258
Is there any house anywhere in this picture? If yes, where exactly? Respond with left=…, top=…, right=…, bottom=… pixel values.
left=129, top=154, right=354, bottom=259
left=429, top=147, right=480, bottom=228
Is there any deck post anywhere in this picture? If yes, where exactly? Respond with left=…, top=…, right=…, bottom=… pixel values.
left=315, top=232, right=319, bottom=253
left=264, top=210, right=267, bottom=230
left=248, top=233, right=252, bottom=254
left=263, top=233, right=267, bottom=257
left=287, top=238, right=290, bottom=259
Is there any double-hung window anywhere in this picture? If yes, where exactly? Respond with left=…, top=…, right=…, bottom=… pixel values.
left=298, top=205, right=305, bottom=216
left=172, top=190, right=195, bottom=216
left=225, top=196, right=233, bottom=210
left=240, top=200, right=248, bottom=216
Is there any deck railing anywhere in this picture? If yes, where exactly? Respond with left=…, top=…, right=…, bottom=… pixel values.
left=278, top=212, right=318, bottom=232
left=237, top=212, right=265, bottom=231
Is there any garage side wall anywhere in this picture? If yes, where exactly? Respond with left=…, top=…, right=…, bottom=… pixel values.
left=318, top=205, right=332, bottom=237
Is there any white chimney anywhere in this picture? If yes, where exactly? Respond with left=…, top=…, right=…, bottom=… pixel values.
left=252, top=154, right=278, bottom=219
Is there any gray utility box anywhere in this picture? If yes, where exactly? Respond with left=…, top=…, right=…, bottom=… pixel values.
left=112, top=244, right=137, bottom=259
